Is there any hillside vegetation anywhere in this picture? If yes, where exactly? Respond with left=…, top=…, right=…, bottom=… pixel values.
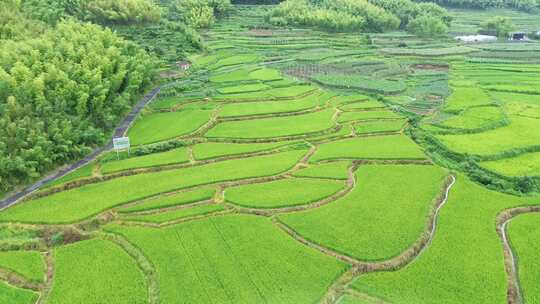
left=268, top=0, right=451, bottom=35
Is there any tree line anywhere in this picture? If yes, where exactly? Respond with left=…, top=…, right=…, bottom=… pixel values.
left=0, top=0, right=235, bottom=193
left=267, top=0, right=452, bottom=36
left=0, top=0, right=226, bottom=192
left=0, top=5, right=158, bottom=192
left=415, top=0, right=540, bottom=11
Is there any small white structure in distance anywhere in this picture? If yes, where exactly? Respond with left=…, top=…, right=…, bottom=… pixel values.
left=113, top=136, right=131, bottom=159
left=455, top=35, right=497, bottom=43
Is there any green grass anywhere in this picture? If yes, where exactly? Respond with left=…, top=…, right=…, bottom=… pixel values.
left=0, top=226, right=40, bottom=245
left=355, top=119, right=407, bottom=134
left=192, top=141, right=295, bottom=160
left=105, top=214, right=348, bottom=304
left=293, top=161, right=351, bottom=180
left=449, top=8, right=540, bottom=35
left=329, top=95, right=369, bottom=107
left=280, top=165, right=447, bottom=260
left=351, top=175, right=536, bottom=304
left=149, top=96, right=209, bottom=111
left=249, top=68, right=282, bottom=81
left=210, top=67, right=254, bottom=82
left=209, top=68, right=281, bottom=83
left=225, top=178, right=345, bottom=208
left=437, top=115, right=540, bottom=156
left=337, top=294, right=371, bottom=304
left=213, top=85, right=316, bottom=101
left=503, top=100, right=540, bottom=118
left=484, top=84, right=540, bottom=95
left=443, top=87, right=493, bottom=112
left=0, top=150, right=307, bottom=224
left=44, top=162, right=94, bottom=188
left=435, top=106, right=505, bottom=130
left=212, top=54, right=260, bottom=68
left=381, top=46, right=476, bottom=56
left=128, top=110, right=212, bottom=145
left=310, top=135, right=426, bottom=162
left=0, top=282, right=37, bottom=304
left=217, top=83, right=271, bottom=94
left=338, top=110, right=401, bottom=123
left=312, top=74, right=406, bottom=95
left=47, top=238, right=147, bottom=304
left=490, top=91, right=540, bottom=107
left=0, top=251, right=44, bottom=282
left=206, top=109, right=336, bottom=139
left=218, top=91, right=334, bottom=117
left=508, top=213, right=540, bottom=304
left=101, top=147, right=189, bottom=174
left=339, top=100, right=385, bottom=110
left=122, top=203, right=225, bottom=223
left=480, top=152, right=540, bottom=177
left=118, top=187, right=216, bottom=213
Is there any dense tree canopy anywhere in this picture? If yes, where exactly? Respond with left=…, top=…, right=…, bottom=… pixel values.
left=480, top=16, right=515, bottom=37
left=20, top=0, right=162, bottom=25
left=0, top=7, right=157, bottom=191
left=268, top=0, right=451, bottom=35
left=169, top=0, right=233, bottom=28
left=414, top=0, right=540, bottom=11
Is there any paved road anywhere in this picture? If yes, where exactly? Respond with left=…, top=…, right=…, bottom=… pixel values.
left=0, top=87, right=161, bottom=210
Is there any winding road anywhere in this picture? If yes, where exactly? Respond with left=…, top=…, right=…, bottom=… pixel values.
left=0, top=87, right=161, bottom=210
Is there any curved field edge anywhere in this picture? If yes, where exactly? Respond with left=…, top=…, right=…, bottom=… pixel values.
left=351, top=176, right=538, bottom=304
left=104, top=214, right=349, bottom=304
left=46, top=238, right=148, bottom=304
left=278, top=165, right=449, bottom=261
left=0, top=150, right=308, bottom=224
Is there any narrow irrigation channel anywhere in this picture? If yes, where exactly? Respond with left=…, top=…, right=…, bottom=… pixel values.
left=496, top=206, right=540, bottom=304
left=0, top=87, right=161, bottom=210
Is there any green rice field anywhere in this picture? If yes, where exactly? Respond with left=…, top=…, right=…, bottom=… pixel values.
left=1, top=4, right=540, bottom=304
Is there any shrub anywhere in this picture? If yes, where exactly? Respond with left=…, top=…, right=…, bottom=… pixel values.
left=408, top=15, right=448, bottom=37
left=170, top=0, right=232, bottom=28
left=480, top=16, right=515, bottom=37
left=269, top=0, right=450, bottom=34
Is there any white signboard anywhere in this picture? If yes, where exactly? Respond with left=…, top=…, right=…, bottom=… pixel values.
left=113, top=137, right=130, bottom=150
left=113, top=137, right=130, bottom=158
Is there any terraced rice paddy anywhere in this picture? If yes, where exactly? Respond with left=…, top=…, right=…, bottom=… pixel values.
left=507, top=213, right=540, bottom=303
left=1, top=4, right=540, bottom=304
left=280, top=165, right=448, bottom=260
